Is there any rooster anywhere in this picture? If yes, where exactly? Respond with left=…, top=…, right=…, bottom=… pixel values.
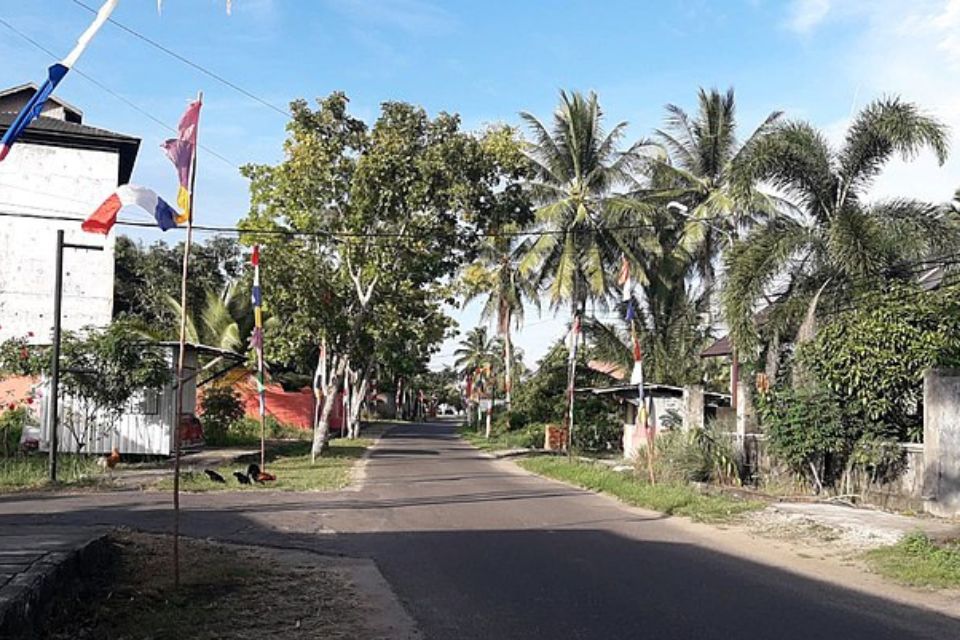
left=246, top=463, right=276, bottom=483
left=204, top=469, right=226, bottom=483
left=97, top=447, right=121, bottom=477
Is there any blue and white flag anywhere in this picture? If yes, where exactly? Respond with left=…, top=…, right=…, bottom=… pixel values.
left=0, top=0, right=119, bottom=161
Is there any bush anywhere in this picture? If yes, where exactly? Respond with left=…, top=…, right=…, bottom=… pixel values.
left=200, top=386, right=245, bottom=445
left=0, top=406, right=26, bottom=457
left=655, top=425, right=740, bottom=485
left=572, top=407, right=622, bottom=453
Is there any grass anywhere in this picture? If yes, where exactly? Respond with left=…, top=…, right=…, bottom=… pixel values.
left=518, top=456, right=764, bottom=523
left=458, top=423, right=544, bottom=452
left=0, top=454, right=103, bottom=491
left=160, top=437, right=372, bottom=492
left=44, top=532, right=366, bottom=639
left=865, top=532, right=960, bottom=589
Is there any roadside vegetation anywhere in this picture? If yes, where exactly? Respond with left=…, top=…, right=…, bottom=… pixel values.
left=865, top=533, right=960, bottom=589
left=519, top=456, right=763, bottom=523
left=163, top=438, right=370, bottom=493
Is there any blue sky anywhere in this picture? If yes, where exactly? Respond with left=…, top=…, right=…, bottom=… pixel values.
left=1, top=0, right=958, bottom=370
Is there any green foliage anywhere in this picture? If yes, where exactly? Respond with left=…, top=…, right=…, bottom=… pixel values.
left=0, top=323, right=170, bottom=452
left=0, top=454, right=101, bottom=490
left=866, top=533, right=960, bottom=589
left=757, top=385, right=849, bottom=489
left=511, top=342, right=571, bottom=425
left=571, top=399, right=622, bottom=452
left=798, top=285, right=960, bottom=441
left=724, top=98, right=957, bottom=353
left=656, top=426, right=740, bottom=485
left=199, top=386, right=245, bottom=445
left=218, top=416, right=308, bottom=447
left=114, top=236, right=243, bottom=331
left=0, top=407, right=26, bottom=457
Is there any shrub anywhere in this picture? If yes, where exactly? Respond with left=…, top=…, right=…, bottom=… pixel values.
left=0, top=406, right=26, bottom=457
left=200, top=386, right=245, bottom=445
left=572, top=407, right=622, bottom=453
left=655, top=425, right=740, bottom=485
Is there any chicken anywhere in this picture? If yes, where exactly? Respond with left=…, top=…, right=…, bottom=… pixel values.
left=97, top=447, right=121, bottom=476
left=255, top=471, right=276, bottom=483
left=233, top=471, right=252, bottom=485
left=204, top=469, right=226, bottom=483
left=246, top=463, right=261, bottom=479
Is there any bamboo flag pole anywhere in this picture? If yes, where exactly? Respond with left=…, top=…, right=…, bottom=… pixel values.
left=251, top=244, right=266, bottom=472
left=172, top=90, right=202, bottom=589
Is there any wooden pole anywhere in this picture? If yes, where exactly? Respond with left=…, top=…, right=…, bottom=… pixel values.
left=173, top=90, right=202, bottom=588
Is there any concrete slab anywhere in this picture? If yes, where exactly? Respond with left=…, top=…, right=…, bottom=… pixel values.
left=0, top=526, right=112, bottom=639
left=772, top=502, right=960, bottom=544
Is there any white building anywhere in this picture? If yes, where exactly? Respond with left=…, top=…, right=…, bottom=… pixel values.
left=0, top=83, right=140, bottom=345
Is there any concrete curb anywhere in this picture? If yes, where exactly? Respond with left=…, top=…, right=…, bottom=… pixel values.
left=0, top=533, right=115, bottom=639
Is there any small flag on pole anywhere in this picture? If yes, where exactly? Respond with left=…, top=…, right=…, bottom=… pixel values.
left=250, top=245, right=266, bottom=419
left=82, top=185, right=181, bottom=234
left=162, top=100, right=202, bottom=224
left=0, top=0, right=119, bottom=161
left=617, top=255, right=633, bottom=302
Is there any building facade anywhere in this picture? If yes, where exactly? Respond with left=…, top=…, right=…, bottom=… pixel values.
left=0, top=84, right=140, bottom=344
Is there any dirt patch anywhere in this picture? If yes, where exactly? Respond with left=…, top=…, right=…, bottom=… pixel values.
left=42, top=532, right=418, bottom=640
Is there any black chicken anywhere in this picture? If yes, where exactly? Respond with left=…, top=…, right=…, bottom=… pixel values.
left=233, top=470, right=251, bottom=485
left=204, top=469, right=226, bottom=483
left=247, top=463, right=262, bottom=482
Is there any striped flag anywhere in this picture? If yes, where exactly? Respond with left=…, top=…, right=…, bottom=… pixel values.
left=162, top=100, right=202, bottom=224
left=250, top=245, right=266, bottom=418
left=617, top=254, right=633, bottom=302
left=81, top=184, right=180, bottom=234
left=0, top=0, right=119, bottom=161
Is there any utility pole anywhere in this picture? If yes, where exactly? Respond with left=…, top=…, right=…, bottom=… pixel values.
left=49, top=229, right=103, bottom=482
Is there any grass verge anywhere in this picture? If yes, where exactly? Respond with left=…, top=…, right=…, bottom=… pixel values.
left=44, top=532, right=365, bottom=639
left=0, top=454, right=103, bottom=491
left=458, top=423, right=543, bottom=452
left=865, top=532, right=960, bottom=589
left=518, top=456, right=764, bottom=523
left=159, top=438, right=371, bottom=492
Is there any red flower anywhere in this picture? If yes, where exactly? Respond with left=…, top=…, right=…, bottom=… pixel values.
left=19, top=347, right=29, bottom=360
left=7, top=403, right=15, bottom=411
left=26, top=331, right=34, bottom=338
left=25, top=398, right=33, bottom=405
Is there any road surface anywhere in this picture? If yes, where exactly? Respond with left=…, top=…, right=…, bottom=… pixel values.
left=1, top=421, right=958, bottom=639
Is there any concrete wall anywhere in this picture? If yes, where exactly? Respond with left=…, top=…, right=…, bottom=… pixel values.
left=0, top=143, right=119, bottom=344
left=923, top=368, right=960, bottom=518
left=622, top=394, right=684, bottom=459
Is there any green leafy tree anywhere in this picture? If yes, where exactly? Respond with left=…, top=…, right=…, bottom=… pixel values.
left=724, top=97, right=955, bottom=355
left=241, top=93, right=515, bottom=457
left=798, top=284, right=960, bottom=442
left=0, top=322, right=170, bottom=452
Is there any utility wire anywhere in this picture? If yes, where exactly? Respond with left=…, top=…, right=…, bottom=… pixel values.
left=71, top=0, right=292, bottom=119
left=0, top=16, right=239, bottom=168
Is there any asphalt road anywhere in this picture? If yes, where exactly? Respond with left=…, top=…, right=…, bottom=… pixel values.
left=2, top=421, right=959, bottom=639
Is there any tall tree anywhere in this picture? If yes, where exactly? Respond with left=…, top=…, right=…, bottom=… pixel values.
left=724, top=97, right=956, bottom=356
left=518, top=90, right=652, bottom=443
left=241, top=93, right=517, bottom=457
left=646, top=88, right=782, bottom=322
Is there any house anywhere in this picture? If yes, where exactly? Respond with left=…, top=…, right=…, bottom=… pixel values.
left=577, top=382, right=732, bottom=459
left=35, top=343, right=244, bottom=456
left=0, top=83, right=140, bottom=345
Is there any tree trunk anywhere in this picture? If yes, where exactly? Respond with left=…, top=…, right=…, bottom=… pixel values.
left=504, top=319, right=512, bottom=430
left=312, top=355, right=346, bottom=461
left=564, top=307, right=581, bottom=457
left=349, top=363, right=372, bottom=439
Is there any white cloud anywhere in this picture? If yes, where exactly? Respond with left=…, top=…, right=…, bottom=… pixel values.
left=786, top=0, right=832, bottom=33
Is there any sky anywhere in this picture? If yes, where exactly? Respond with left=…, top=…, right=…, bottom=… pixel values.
left=1, top=0, right=958, bottom=371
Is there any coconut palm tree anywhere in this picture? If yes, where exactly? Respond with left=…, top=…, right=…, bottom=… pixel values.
left=462, top=233, right=538, bottom=416
left=518, top=90, right=655, bottom=441
left=453, top=326, right=497, bottom=379
left=723, top=97, right=955, bottom=353
left=645, top=88, right=783, bottom=323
